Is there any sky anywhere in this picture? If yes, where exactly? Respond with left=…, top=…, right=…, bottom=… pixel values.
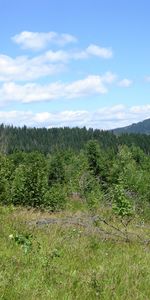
left=0, top=0, right=150, bottom=129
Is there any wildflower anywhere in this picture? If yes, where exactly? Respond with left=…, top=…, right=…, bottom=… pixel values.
left=9, top=234, right=14, bottom=240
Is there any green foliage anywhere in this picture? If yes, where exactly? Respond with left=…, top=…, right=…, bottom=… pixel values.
left=86, top=140, right=101, bottom=177
left=86, top=140, right=112, bottom=186
left=112, top=181, right=133, bottom=217
left=86, top=189, right=104, bottom=210
left=80, top=172, right=99, bottom=196
left=11, top=152, right=48, bottom=207
left=10, top=232, right=33, bottom=254
left=0, top=126, right=150, bottom=298
left=0, top=154, right=14, bottom=204
left=0, top=133, right=149, bottom=213
left=109, top=145, right=150, bottom=209
left=9, top=151, right=27, bottom=167
left=65, top=151, right=88, bottom=194
left=44, top=184, right=67, bottom=211
left=0, top=123, right=150, bottom=154
left=130, top=145, right=146, bottom=165
left=48, top=153, right=65, bottom=186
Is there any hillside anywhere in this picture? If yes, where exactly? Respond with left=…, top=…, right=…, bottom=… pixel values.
left=113, top=118, right=150, bottom=135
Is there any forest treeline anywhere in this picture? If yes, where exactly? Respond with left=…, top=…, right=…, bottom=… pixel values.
left=0, top=124, right=150, bottom=154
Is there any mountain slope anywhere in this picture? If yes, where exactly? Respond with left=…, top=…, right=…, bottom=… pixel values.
left=113, top=118, right=150, bottom=135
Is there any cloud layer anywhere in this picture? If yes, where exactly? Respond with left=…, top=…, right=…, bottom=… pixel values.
left=0, top=30, right=146, bottom=130
left=0, top=105, right=150, bottom=129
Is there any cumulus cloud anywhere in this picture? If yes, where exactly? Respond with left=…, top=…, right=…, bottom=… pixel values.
left=0, top=53, right=66, bottom=81
left=0, top=105, right=150, bottom=129
left=118, top=78, right=133, bottom=87
left=12, top=31, right=77, bottom=50
left=64, top=73, right=116, bottom=98
left=0, top=72, right=116, bottom=104
left=72, top=44, right=113, bottom=60
left=0, top=30, right=114, bottom=83
left=11, top=31, right=113, bottom=60
left=86, top=44, right=112, bottom=58
left=0, top=44, right=113, bottom=82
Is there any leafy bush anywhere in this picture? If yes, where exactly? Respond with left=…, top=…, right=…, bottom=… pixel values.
left=86, top=189, right=104, bottom=210
left=44, top=184, right=67, bottom=211
left=11, top=152, right=48, bottom=207
left=112, top=181, right=133, bottom=217
left=48, top=153, right=65, bottom=186
left=0, top=154, right=14, bottom=204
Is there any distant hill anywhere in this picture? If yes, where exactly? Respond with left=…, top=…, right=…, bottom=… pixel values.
left=113, top=118, right=150, bottom=135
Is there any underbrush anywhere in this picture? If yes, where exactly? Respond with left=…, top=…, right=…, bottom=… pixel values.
left=0, top=205, right=150, bottom=300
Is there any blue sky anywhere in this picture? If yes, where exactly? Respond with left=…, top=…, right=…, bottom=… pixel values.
left=0, top=0, right=150, bottom=129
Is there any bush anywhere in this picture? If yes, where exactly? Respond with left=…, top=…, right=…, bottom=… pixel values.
left=0, top=154, right=14, bottom=204
left=44, top=184, right=67, bottom=211
left=112, top=181, right=133, bottom=217
left=11, top=153, right=48, bottom=207
left=86, top=189, right=104, bottom=210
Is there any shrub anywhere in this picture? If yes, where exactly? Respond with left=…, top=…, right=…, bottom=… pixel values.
left=112, top=181, right=133, bottom=218
left=44, top=184, right=67, bottom=211
left=11, top=153, right=48, bottom=207
left=86, top=189, right=104, bottom=210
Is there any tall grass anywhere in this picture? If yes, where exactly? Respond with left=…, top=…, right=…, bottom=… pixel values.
left=0, top=205, right=150, bottom=300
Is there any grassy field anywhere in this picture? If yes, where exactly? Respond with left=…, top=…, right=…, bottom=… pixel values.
left=0, top=204, right=150, bottom=300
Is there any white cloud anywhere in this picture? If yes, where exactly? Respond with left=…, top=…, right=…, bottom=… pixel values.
left=72, top=44, right=113, bottom=60
left=129, top=104, right=150, bottom=114
left=11, top=31, right=113, bottom=61
left=0, top=72, right=116, bottom=104
left=118, top=78, right=133, bottom=87
left=0, top=110, right=89, bottom=127
left=0, top=81, right=64, bottom=104
left=43, top=50, right=69, bottom=62
left=34, top=110, right=89, bottom=127
left=12, top=31, right=77, bottom=50
left=0, top=105, right=149, bottom=129
left=86, top=44, right=112, bottom=58
left=0, top=53, right=66, bottom=81
left=0, top=43, right=113, bottom=82
left=0, top=110, right=34, bottom=126
left=64, top=73, right=116, bottom=98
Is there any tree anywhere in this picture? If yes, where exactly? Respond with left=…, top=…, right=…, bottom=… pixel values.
left=86, top=140, right=101, bottom=178
left=48, top=152, right=65, bottom=186
left=86, top=140, right=111, bottom=186
left=0, top=154, right=14, bottom=204
left=11, top=152, right=48, bottom=207
left=44, top=183, right=67, bottom=211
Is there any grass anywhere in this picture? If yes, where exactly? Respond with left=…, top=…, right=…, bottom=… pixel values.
left=0, top=204, right=150, bottom=300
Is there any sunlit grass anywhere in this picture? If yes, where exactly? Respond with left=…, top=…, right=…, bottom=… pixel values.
left=0, top=205, right=150, bottom=299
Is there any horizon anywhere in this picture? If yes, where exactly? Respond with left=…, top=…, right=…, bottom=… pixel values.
left=1, top=116, right=149, bottom=131
left=0, top=0, right=150, bottom=129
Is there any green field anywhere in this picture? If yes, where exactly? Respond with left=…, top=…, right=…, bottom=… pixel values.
left=1, top=205, right=150, bottom=300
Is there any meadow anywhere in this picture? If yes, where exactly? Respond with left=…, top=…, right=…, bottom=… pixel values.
left=0, top=204, right=150, bottom=300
